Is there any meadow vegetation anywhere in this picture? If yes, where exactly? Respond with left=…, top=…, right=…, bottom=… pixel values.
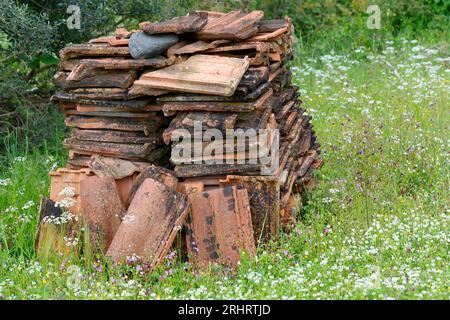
left=0, top=0, right=448, bottom=299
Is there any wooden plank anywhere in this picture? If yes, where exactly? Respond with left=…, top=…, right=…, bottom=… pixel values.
left=137, top=54, right=249, bottom=97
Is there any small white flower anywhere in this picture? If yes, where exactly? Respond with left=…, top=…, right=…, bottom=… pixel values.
left=0, top=179, right=11, bottom=186
left=58, top=186, right=76, bottom=198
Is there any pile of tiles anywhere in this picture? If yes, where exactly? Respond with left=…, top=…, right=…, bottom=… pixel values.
left=44, top=10, right=322, bottom=270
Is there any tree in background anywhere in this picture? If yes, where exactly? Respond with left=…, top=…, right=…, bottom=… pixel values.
left=0, top=0, right=448, bottom=150
left=1, top=0, right=448, bottom=103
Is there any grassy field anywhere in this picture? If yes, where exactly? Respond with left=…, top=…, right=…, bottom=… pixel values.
left=0, top=38, right=448, bottom=300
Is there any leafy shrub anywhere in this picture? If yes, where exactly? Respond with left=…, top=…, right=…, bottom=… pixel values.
left=0, top=0, right=448, bottom=154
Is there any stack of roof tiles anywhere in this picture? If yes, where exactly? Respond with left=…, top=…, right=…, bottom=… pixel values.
left=46, top=10, right=323, bottom=270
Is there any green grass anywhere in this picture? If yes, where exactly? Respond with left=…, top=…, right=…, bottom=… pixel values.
left=0, top=38, right=448, bottom=300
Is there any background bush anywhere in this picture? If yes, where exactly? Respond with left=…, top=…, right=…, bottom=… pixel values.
left=0, top=0, right=448, bottom=157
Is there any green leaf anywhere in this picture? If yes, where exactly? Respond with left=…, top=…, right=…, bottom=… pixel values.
left=39, top=54, right=59, bottom=65
left=27, top=56, right=40, bottom=69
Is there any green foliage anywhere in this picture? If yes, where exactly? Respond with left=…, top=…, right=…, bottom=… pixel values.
left=0, top=0, right=55, bottom=61
left=22, top=0, right=208, bottom=48
left=0, top=0, right=448, bottom=104
left=0, top=41, right=448, bottom=299
left=0, top=1, right=57, bottom=103
left=241, top=0, right=450, bottom=52
left=0, top=0, right=448, bottom=300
